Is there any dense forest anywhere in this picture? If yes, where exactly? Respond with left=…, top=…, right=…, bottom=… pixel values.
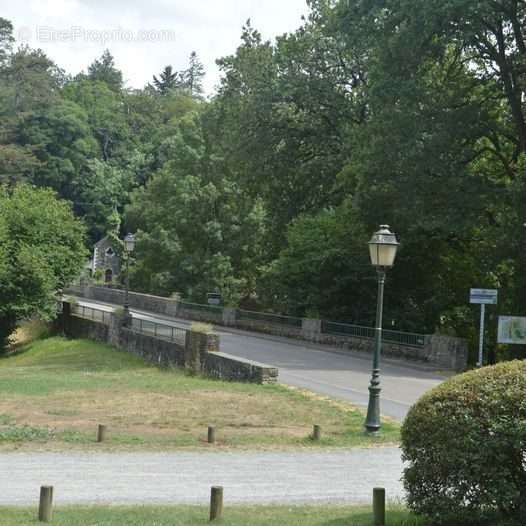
left=1, top=0, right=525, bottom=356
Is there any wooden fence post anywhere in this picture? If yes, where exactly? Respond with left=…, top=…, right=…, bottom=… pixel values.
left=38, top=485, right=54, bottom=522
left=312, top=425, right=321, bottom=441
left=208, top=426, right=216, bottom=444
left=97, top=424, right=107, bottom=443
left=373, top=487, right=386, bottom=526
left=210, top=486, right=224, bottom=521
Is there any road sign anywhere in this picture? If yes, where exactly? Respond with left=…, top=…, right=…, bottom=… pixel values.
left=498, top=316, right=526, bottom=345
left=470, top=289, right=498, bottom=368
left=470, top=289, right=498, bottom=305
left=207, top=293, right=222, bottom=306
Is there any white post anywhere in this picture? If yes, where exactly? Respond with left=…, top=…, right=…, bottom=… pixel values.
left=478, top=304, right=486, bottom=368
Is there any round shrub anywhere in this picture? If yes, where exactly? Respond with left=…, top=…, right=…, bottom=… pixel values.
left=401, top=361, right=526, bottom=526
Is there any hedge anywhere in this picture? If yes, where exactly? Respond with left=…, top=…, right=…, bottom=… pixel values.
left=401, top=360, right=526, bottom=526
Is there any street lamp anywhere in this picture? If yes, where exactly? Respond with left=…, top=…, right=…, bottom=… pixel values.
left=365, top=225, right=399, bottom=433
left=123, top=233, right=136, bottom=326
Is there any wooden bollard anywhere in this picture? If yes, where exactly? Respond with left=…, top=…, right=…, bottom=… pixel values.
left=373, top=487, right=386, bottom=526
left=208, top=426, right=216, bottom=444
left=209, top=486, right=224, bottom=521
left=312, top=425, right=321, bottom=441
left=38, top=485, right=54, bottom=522
left=97, top=424, right=107, bottom=443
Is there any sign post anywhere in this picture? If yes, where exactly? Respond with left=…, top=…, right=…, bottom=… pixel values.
left=470, top=289, right=498, bottom=368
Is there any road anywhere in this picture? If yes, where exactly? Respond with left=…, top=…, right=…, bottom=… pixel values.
left=0, top=449, right=403, bottom=505
left=76, top=299, right=446, bottom=421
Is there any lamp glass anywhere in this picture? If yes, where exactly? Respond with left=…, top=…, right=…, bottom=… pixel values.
left=124, top=234, right=136, bottom=252
left=368, top=225, right=399, bottom=268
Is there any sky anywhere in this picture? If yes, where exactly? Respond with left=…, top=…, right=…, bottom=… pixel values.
left=3, top=0, right=310, bottom=95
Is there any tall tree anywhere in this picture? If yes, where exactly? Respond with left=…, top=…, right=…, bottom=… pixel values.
left=181, top=51, right=205, bottom=97
left=63, top=79, right=131, bottom=161
left=152, top=65, right=180, bottom=95
left=87, top=50, right=123, bottom=91
left=0, top=17, right=14, bottom=65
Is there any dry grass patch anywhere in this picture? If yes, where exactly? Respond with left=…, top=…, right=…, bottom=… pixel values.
left=0, top=337, right=399, bottom=450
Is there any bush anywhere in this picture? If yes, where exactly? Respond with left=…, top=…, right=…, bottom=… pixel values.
left=190, top=322, right=214, bottom=334
left=401, top=361, right=526, bottom=526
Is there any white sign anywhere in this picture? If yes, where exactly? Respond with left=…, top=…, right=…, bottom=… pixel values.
left=207, top=293, right=222, bottom=306
left=498, top=317, right=526, bottom=345
left=470, top=289, right=498, bottom=305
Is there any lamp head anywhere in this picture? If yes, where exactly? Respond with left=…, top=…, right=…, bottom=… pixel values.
left=124, top=233, right=136, bottom=253
left=369, top=225, right=399, bottom=268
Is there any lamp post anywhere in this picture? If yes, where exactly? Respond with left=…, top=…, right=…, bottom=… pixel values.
left=365, top=225, right=399, bottom=433
left=123, top=233, right=136, bottom=326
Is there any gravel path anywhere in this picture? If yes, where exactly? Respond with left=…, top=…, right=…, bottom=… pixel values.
left=0, top=449, right=404, bottom=506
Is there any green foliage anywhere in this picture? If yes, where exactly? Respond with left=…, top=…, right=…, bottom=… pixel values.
left=0, top=17, right=14, bottom=65
left=86, top=49, right=123, bottom=91
left=262, top=207, right=374, bottom=320
left=152, top=65, right=180, bottom=95
left=126, top=111, right=266, bottom=305
left=401, top=361, right=526, bottom=526
left=182, top=51, right=205, bottom=97
left=0, top=185, right=86, bottom=352
left=63, top=79, right=131, bottom=161
left=151, top=52, right=205, bottom=97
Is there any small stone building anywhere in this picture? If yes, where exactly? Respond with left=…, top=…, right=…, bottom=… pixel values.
left=91, top=236, right=121, bottom=284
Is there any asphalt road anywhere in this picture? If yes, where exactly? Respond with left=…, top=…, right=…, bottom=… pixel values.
left=76, top=299, right=446, bottom=421
left=0, top=449, right=403, bottom=505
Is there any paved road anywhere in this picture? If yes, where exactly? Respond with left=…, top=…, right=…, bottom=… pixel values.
left=0, top=449, right=403, bottom=505
left=76, top=299, right=446, bottom=421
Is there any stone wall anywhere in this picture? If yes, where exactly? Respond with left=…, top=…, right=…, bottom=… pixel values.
left=119, top=329, right=186, bottom=368
left=60, top=302, right=277, bottom=384
left=67, top=285, right=468, bottom=372
left=61, top=310, right=110, bottom=344
left=203, top=352, right=278, bottom=384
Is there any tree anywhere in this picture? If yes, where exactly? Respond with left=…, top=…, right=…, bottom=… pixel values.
left=152, top=66, right=180, bottom=95
left=181, top=51, right=205, bottom=97
left=0, top=17, right=14, bottom=65
left=63, top=79, right=131, bottom=161
left=87, top=50, right=123, bottom=91
left=0, top=185, right=86, bottom=352
left=261, top=207, right=374, bottom=320
left=213, top=16, right=361, bottom=253
left=125, top=111, right=266, bottom=304
left=19, top=99, right=98, bottom=198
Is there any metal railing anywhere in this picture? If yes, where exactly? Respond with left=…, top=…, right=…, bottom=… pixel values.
left=71, top=303, right=187, bottom=346
left=67, top=290, right=426, bottom=349
left=237, top=309, right=303, bottom=328
left=179, top=301, right=223, bottom=314
left=71, top=304, right=111, bottom=325
left=131, top=317, right=187, bottom=346
left=321, top=320, right=426, bottom=347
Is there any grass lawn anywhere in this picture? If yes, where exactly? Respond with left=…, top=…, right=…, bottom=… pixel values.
left=0, top=505, right=424, bottom=525
left=0, top=337, right=399, bottom=450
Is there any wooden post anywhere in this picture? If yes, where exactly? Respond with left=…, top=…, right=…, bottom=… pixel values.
left=38, top=485, right=53, bottom=522
left=209, top=486, right=224, bottom=521
left=97, top=424, right=107, bottom=443
left=373, top=487, right=386, bottom=526
left=312, top=425, right=321, bottom=441
left=208, top=426, right=216, bottom=444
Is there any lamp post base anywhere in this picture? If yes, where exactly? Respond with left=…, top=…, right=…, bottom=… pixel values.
left=122, top=305, right=132, bottom=328
left=365, top=383, right=381, bottom=433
